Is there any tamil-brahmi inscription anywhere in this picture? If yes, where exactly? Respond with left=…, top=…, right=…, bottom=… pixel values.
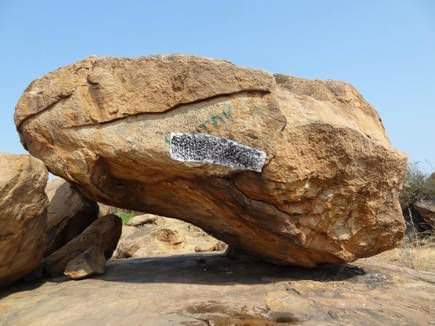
left=169, top=133, right=267, bottom=172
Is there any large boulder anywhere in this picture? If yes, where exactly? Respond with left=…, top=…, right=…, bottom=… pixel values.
left=45, top=178, right=99, bottom=255
left=43, top=214, right=122, bottom=277
left=0, top=154, right=48, bottom=286
left=15, top=55, right=407, bottom=267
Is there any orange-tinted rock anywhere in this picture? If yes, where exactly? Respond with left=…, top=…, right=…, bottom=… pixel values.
left=15, top=55, right=406, bottom=267
left=0, top=154, right=48, bottom=286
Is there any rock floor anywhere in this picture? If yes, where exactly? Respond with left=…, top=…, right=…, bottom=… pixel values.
left=0, top=251, right=434, bottom=325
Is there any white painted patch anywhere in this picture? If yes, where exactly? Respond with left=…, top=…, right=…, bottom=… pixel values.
left=169, top=133, right=267, bottom=172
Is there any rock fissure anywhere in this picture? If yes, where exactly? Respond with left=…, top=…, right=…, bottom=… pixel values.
left=16, top=93, right=72, bottom=131
left=64, top=88, right=271, bottom=130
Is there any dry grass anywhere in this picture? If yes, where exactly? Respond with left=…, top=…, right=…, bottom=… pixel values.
left=376, top=235, right=435, bottom=272
left=389, top=163, right=435, bottom=272
left=397, top=235, right=435, bottom=272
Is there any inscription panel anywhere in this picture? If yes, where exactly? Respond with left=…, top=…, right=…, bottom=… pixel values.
left=169, top=133, right=266, bottom=172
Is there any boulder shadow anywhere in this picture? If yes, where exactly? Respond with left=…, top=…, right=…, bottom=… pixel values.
left=100, top=252, right=366, bottom=285
left=0, top=253, right=369, bottom=298
left=0, top=278, right=48, bottom=300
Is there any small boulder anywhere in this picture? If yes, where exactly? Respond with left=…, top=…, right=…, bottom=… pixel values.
left=414, top=199, right=435, bottom=230
left=45, top=178, right=99, bottom=256
left=0, top=154, right=48, bottom=287
left=43, top=214, right=122, bottom=277
left=194, top=241, right=227, bottom=253
left=125, top=214, right=158, bottom=227
left=64, top=246, right=106, bottom=280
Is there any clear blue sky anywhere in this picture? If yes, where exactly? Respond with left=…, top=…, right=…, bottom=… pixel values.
left=1, top=1, right=434, bottom=170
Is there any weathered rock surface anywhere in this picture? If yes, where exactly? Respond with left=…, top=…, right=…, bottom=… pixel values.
left=97, top=203, right=122, bottom=217
left=15, top=55, right=407, bottom=266
left=43, top=214, right=121, bottom=277
left=45, top=178, right=98, bottom=256
left=0, top=154, right=48, bottom=287
left=114, top=214, right=226, bottom=258
left=0, top=250, right=434, bottom=325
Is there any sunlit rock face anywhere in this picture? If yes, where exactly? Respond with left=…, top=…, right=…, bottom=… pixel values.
left=15, top=55, right=407, bottom=267
left=0, top=154, right=48, bottom=286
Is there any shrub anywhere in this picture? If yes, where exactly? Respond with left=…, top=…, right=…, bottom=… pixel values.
left=399, top=163, right=434, bottom=243
left=115, top=210, right=136, bottom=224
left=399, top=163, right=435, bottom=208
